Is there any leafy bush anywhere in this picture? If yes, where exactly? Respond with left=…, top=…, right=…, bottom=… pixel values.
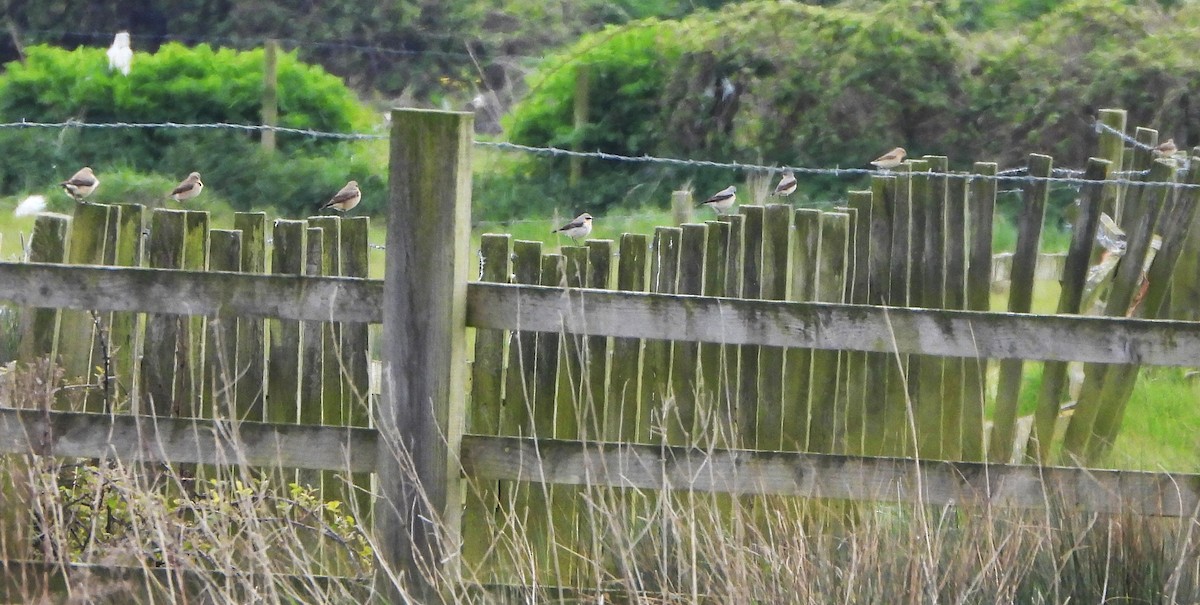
left=0, top=43, right=384, bottom=215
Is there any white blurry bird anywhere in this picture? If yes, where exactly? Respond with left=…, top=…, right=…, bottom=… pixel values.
left=60, top=167, right=99, bottom=200
left=169, top=172, right=204, bottom=202
left=107, top=32, right=133, bottom=76
left=773, top=170, right=797, bottom=197
left=320, top=180, right=362, bottom=213
left=699, top=185, right=737, bottom=214
left=870, top=147, right=907, bottom=169
left=552, top=213, right=593, bottom=243
left=14, top=195, right=47, bottom=217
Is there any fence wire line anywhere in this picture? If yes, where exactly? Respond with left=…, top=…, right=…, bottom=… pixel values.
left=4, top=119, right=1198, bottom=190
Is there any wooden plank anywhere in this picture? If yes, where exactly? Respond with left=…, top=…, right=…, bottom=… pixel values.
left=204, top=229, right=242, bottom=419
left=669, top=224, right=706, bottom=445
left=642, top=227, right=680, bottom=442
left=18, top=213, right=70, bottom=361
left=988, top=153, right=1052, bottom=463
left=583, top=239, right=612, bottom=440
left=782, top=209, right=820, bottom=452
left=58, top=201, right=113, bottom=410
left=864, top=177, right=896, bottom=457
left=140, top=209, right=187, bottom=417
left=470, top=235, right=512, bottom=435
left=1027, top=158, right=1108, bottom=462
left=109, top=204, right=144, bottom=409
left=534, top=254, right=564, bottom=437
left=377, top=108, right=473, bottom=602
left=698, top=220, right=732, bottom=442
left=502, top=240, right=542, bottom=436
left=962, top=162, right=997, bottom=461
left=737, top=206, right=764, bottom=448
left=179, top=210, right=209, bottom=417
left=1096, top=109, right=1127, bottom=223
left=234, top=212, right=267, bottom=420
left=267, top=220, right=305, bottom=425
left=337, top=215, right=372, bottom=520
left=0, top=262, right=382, bottom=323
left=941, top=175, right=968, bottom=460
left=1118, top=127, right=1159, bottom=227
left=842, top=192, right=872, bottom=455
left=756, top=204, right=790, bottom=451
left=0, top=408, right=376, bottom=472
left=808, top=212, right=848, bottom=454
left=308, top=216, right=344, bottom=436
left=556, top=245, right=588, bottom=434
left=300, top=226, right=326, bottom=430
left=459, top=434, right=1200, bottom=517
left=606, top=233, right=648, bottom=441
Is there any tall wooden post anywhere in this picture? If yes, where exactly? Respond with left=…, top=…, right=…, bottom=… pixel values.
left=261, top=39, right=279, bottom=153
left=377, top=108, right=472, bottom=602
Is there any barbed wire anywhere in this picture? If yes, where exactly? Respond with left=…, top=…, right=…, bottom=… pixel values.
left=3, top=119, right=1198, bottom=190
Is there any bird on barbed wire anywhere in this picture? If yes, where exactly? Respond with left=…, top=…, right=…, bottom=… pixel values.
left=699, top=185, right=736, bottom=215
left=773, top=169, right=797, bottom=197
left=60, top=167, right=100, bottom=201
left=870, top=147, right=907, bottom=170
left=169, top=172, right=204, bottom=202
left=552, top=213, right=593, bottom=243
left=320, top=180, right=362, bottom=213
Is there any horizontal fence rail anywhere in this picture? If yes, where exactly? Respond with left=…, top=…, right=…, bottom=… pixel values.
left=460, top=435, right=1200, bottom=517
left=0, top=408, right=378, bottom=472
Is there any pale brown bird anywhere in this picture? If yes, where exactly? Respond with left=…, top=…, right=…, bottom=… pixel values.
left=773, top=170, right=797, bottom=197
left=552, top=213, right=593, bottom=243
left=320, top=180, right=362, bottom=212
left=169, top=172, right=204, bottom=202
left=870, top=147, right=907, bottom=169
left=1154, top=139, right=1177, bottom=157
left=60, top=167, right=99, bottom=201
left=698, top=185, right=737, bottom=214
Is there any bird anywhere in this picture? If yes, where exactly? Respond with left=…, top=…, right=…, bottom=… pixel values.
left=60, top=167, right=99, bottom=201
left=1154, top=139, right=1177, bottom=157
left=169, top=172, right=204, bottom=202
left=320, top=180, right=362, bottom=213
left=699, top=185, right=737, bottom=214
left=14, top=195, right=47, bottom=217
left=107, top=32, right=133, bottom=76
left=870, top=147, right=907, bottom=169
left=552, top=213, right=593, bottom=243
left=773, top=170, right=797, bottom=197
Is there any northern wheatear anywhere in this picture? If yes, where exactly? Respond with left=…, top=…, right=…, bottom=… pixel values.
left=169, top=172, right=204, bottom=202
left=60, top=167, right=99, bottom=200
left=552, top=213, right=593, bottom=243
left=1154, top=139, right=1177, bottom=157
left=320, top=180, right=362, bottom=212
left=870, top=147, right=907, bottom=169
left=773, top=170, right=797, bottom=197
left=107, top=32, right=133, bottom=76
left=699, top=185, right=736, bottom=214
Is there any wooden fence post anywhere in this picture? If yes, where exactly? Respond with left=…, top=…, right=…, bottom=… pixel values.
left=18, top=214, right=70, bottom=361
left=377, top=108, right=472, bottom=602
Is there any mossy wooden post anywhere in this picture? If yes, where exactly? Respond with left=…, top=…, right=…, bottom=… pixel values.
left=987, top=154, right=1052, bottom=463
left=642, top=227, right=680, bottom=443
left=534, top=254, right=563, bottom=438
left=377, top=108, right=472, bottom=602
left=299, top=225, right=325, bottom=488
left=180, top=211, right=209, bottom=417
left=699, top=220, right=731, bottom=440
left=557, top=245, right=588, bottom=430
left=888, top=165, right=914, bottom=306
left=502, top=240, right=542, bottom=437
left=582, top=239, right=613, bottom=440
left=670, top=224, right=706, bottom=445
left=940, top=175, right=968, bottom=460
left=267, top=220, right=305, bottom=425
left=1096, top=109, right=1127, bottom=235
left=18, top=214, right=70, bottom=361
left=1171, top=182, right=1200, bottom=320
left=672, top=190, right=694, bottom=225
left=862, top=177, right=895, bottom=457
left=809, top=212, right=849, bottom=454
left=962, top=162, right=997, bottom=461
left=463, top=234, right=510, bottom=579
left=717, top=213, right=744, bottom=440
left=339, top=216, right=373, bottom=519
left=141, top=210, right=187, bottom=417
left=842, top=191, right=872, bottom=455
left=1062, top=159, right=1175, bottom=463
left=234, top=212, right=267, bottom=421
left=1119, top=127, right=1159, bottom=227
left=756, top=204, right=790, bottom=451
left=783, top=210, right=820, bottom=451
left=606, top=233, right=648, bottom=441
left=1026, top=158, right=1108, bottom=462
left=204, top=229, right=241, bottom=419
left=308, top=216, right=344, bottom=420
left=58, top=202, right=113, bottom=411
left=530, top=252, right=564, bottom=580
left=1087, top=162, right=1200, bottom=462
left=110, top=204, right=144, bottom=407
left=735, top=206, right=764, bottom=449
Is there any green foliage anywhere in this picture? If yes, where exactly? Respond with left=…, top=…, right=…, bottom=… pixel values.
left=0, top=43, right=382, bottom=215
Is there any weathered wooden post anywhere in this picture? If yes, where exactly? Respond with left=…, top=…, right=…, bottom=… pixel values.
left=376, top=108, right=472, bottom=602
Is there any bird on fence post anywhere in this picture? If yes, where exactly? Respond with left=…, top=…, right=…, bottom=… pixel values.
left=1154, top=139, right=1178, bottom=161
left=699, top=185, right=736, bottom=215
left=773, top=169, right=797, bottom=197
left=870, top=147, right=907, bottom=170
left=552, top=213, right=593, bottom=243
left=169, top=172, right=204, bottom=202
left=60, top=167, right=100, bottom=201
left=319, top=180, right=362, bottom=213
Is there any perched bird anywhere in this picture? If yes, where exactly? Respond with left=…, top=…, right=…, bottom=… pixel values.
left=107, top=32, right=133, bottom=76
left=14, top=195, right=47, bottom=217
left=552, top=213, right=593, bottom=243
left=1154, top=139, right=1177, bottom=157
left=773, top=169, right=797, bottom=197
left=60, top=167, right=100, bottom=201
left=699, top=185, right=737, bottom=214
left=320, top=180, right=362, bottom=213
left=870, top=147, right=907, bottom=169
left=169, top=172, right=204, bottom=202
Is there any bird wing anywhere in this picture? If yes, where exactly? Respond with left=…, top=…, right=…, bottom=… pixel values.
left=703, top=188, right=734, bottom=204
left=323, top=187, right=359, bottom=208
left=63, top=170, right=96, bottom=187
left=774, top=176, right=797, bottom=194
left=555, top=218, right=586, bottom=232
left=171, top=180, right=197, bottom=196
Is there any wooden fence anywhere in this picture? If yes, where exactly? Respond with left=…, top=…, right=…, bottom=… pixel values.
left=1, top=107, right=1200, bottom=600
